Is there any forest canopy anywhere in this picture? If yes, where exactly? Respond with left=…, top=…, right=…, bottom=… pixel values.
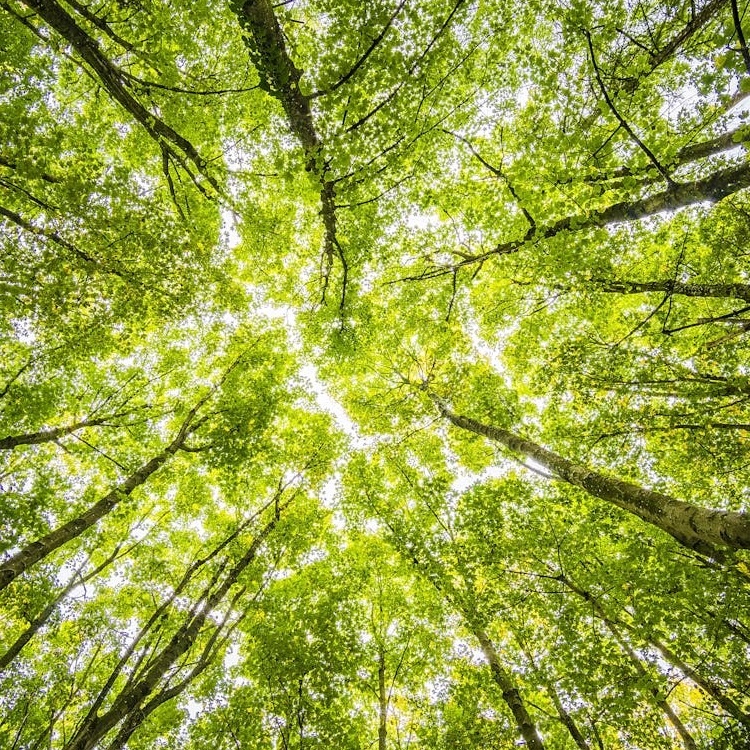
left=3, top=0, right=750, bottom=747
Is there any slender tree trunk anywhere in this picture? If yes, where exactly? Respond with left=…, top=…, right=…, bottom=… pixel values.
left=0, top=417, right=106, bottom=450
left=395, top=533, right=546, bottom=749
left=593, top=279, right=750, bottom=302
left=64, top=513, right=280, bottom=750
left=0, top=544, right=121, bottom=670
left=546, top=685, right=590, bottom=750
left=417, top=161, right=750, bottom=279
left=648, top=634, right=750, bottom=727
left=237, top=0, right=344, bottom=304
left=558, top=575, right=750, bottom=748
left=104, top=594, right=245, bottom=750
left=378, top=646, right=387, bottom=750
left=431, top=394, right=750, bottom=556
left=560, top=575, right=750, bottom=725
left=521, top=644, right=590, bottom=750
left=472, top=627, right=546, bottom=750
left=607, top=622, right=697, bottom=750
left=0, top=411, right=200, bottom=591
left=79, top=502, right=267, bottom=728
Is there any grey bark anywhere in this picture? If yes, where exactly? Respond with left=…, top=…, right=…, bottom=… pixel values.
left=0, top=410, right=203, bottom=590
left=473, top=627, right=547, bottom=750
left=594, top=279, right=750, bottom=302
left=64, top=514, right=279, bottom=750
left=432, top=394, right=750, bottom=557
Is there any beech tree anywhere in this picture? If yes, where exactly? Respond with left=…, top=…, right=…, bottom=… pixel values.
left=2, top=0, right=750, bottom=747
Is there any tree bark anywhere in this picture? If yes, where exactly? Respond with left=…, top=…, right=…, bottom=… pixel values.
left=237, top=0, right=344, bottom=306
left=559, top=575, right=697, bottom=748
left=473, top=627, right=547, bottom=750
left=395, top=531, right=546, bottom=749
left=520, top=644, right=590, bottom=750
left=378, top=646, right=387, bottom=750
left=0, top=410, right=202, bottom=591
left=431, top=394, right=750, bottom=556
left=0, top=406, right=146, bottom=450
left=64, top=514, right=279, bottom=750
left=411, top=160, right=750, bottom=280
left=648, top=633, right=750, bottom=727
left=610, top=624, right=698, bottom=750
left=545, top=682, right=590, bottom=750
left=594, top=279, right=750, bottom=301
left=104, top=592, right=245, bottom=750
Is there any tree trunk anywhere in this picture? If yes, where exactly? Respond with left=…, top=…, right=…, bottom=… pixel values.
left=545, top=685, right=590, bottom=750
left=20, top=0, right=218, bottom=193
left=557, top=574, right=711, bottom=749
left=606, top=622, right=697, bottom=750
left=378, top=646, right=387, bottom=750
left=104, top=593, right=245, bottom=750
left=0, top=418, right=104, bottom=450
left=397, top=534, right=546, bottom=749
left=0, top=411, right=200, bottom=591
left=64, top=514, right=279, bottom=750
left=0, top=543, right=122, bottom=670
left=237, top=0, right=343, bottom=304
left=648, top=634, right=750, bottom=727
left=594, top=279, right=750, bottom=302
left=432, top=395, right=750, bottom=557
left=473, top=627, right=546, bottom=750
left=521, top=644, right=590, bottom=750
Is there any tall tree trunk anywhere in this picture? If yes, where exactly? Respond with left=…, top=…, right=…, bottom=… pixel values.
left=0, top=410, right=201, bottom=591
left=394, top=531, right=546, bottom=749
left=431, top=394, right=750, bottom=557
left=378, top=645, right=387, bottom=750
left=237, top=0, right=344, bottom=306
left=545, top=684, right=590, bottom=750
left=558, top=574, right=703, bottom=749
left=104, top=593, right=246, bottom=750
left=0, top=416, right=109, bottom=450
left=648, top=634, right=750, bottom=727
left=520, top=644, right=590, bottom=750
left=561, top=576, right=750, bottom=728
left=64, top=512, right=280, bottom=750
left=472, top=627, right=546, bottom=750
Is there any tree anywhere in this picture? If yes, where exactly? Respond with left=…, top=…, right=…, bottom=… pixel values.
left=2, top=0, right=750, bottom=747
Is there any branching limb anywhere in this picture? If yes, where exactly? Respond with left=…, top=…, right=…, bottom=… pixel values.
left=584, top=28, right=676, bottom=188
left=395, top=160, right=750, bottom=282
left=18, top=0, right=223, bottom=198
left=313, top=0, right=407, bottom=97
left=731, top=0, right=750, bottom=72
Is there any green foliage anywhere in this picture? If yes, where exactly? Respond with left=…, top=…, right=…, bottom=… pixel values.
left=2, top=0, right=750, bottom=748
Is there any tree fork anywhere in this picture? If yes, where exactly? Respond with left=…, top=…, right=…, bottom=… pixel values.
left=64, top=510, right=281, bottom=750
left=237, top=0, right=345, bottom=308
